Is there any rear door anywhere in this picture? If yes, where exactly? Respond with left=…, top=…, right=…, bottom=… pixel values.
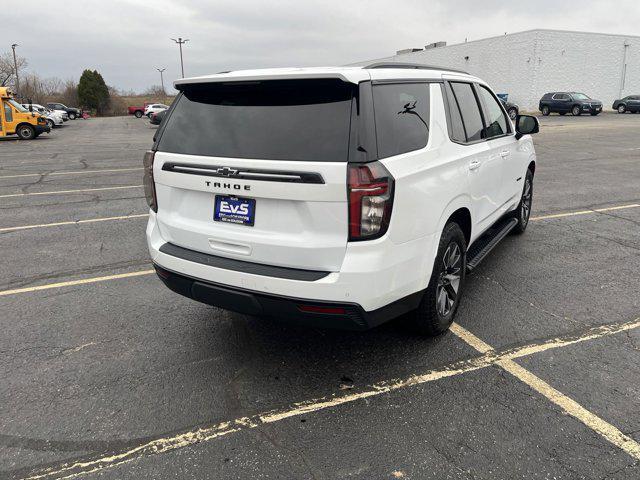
left=152, top=78, right=357, bottom=272
left=447, top=81, right=503, bottom=232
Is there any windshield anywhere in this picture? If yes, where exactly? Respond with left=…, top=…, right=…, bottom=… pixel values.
left=8, top=99, right=29, bottom=112
left=157, top=79, right=355, bottom=162
left=572, top=93, right=590, bottom=100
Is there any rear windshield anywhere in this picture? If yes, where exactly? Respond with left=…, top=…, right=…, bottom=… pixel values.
left=157, top=79, right=355, bottom=162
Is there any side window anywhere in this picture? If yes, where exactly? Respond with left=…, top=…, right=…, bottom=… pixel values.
left=372, top=83, right=430, bottom=159
left=443, top=82, right=466, bottom=143
left=477, top=85, right=509, bottom=138
left=450, top=82, right=484, bottom=142
left=4, top=103, right=13, bottom=123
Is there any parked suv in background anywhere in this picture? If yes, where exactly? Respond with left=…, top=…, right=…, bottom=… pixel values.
left=144, top=104, right=169, bottom=117
left=539, top=92, right=602, bottom=116
left=46, top=102, right=81, bottom=120
left=22, top=103, right=64, bottom=128
left=500, top=98, right=519, bottom=120
left=612, top=95, right=640, bottom=114
left=145, top=65, right=539, bottom=335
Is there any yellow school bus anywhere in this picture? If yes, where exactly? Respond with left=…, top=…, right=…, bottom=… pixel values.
left=0, top=87, right=50, bottom=140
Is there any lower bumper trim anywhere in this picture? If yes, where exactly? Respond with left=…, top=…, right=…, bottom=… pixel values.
left=153, top=264, right=424, bottom=330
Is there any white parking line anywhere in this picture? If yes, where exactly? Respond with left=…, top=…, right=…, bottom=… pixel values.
left=0, top=167, right=142, bottom=180
left=19, top=317, right=640, bottom=479
left=450, top=323, right=640, bottom=461
left=0, top=213, right=149, bottom=233
left=0, top=270, right=155, bottom=297
left=530, top=203, right=640, bottom=221
left=0, top=185, right=143, bottom=198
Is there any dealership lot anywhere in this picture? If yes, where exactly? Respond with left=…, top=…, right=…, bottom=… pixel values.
left=1, top=115, right=639, bottom=479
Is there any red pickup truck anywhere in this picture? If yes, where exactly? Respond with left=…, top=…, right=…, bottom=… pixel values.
left=128, top=102, right=153, bottom=118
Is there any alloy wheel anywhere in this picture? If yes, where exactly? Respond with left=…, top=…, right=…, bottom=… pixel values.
left=436, top=243, right=462, bottom=317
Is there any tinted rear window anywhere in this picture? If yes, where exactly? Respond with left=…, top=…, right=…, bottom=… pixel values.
left=157, top=79, right=354, bottom=162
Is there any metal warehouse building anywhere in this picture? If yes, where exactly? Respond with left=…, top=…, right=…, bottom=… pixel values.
left=352, top=29, right=640, bottom=111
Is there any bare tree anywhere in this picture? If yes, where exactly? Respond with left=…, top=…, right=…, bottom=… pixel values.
left=144, top=85, right=167, bottom=97
left=0, top=51, right=27, bottom=87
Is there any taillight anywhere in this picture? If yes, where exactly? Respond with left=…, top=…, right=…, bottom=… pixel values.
left=348, top=162, right=394, bottom=241
left=143, top=150, right=158, bottom=212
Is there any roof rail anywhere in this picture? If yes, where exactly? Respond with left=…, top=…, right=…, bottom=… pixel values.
left=364, top=62, right=469, bottom=75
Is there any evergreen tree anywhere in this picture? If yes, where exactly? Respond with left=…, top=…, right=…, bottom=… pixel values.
left=78, top=69, right=110, bottom=115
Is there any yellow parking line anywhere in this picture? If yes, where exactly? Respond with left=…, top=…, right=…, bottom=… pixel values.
left=450, top=323, right=640, bottom=461
left=0, top=270, right=155, bottom=297
left=20, top=317, right=640, bottom=479
left=0, top=185, right=143, bottom=198
left=0, top=167, right=142, bottom=180
left=531, top=203, right=640, bottom=221
left=0, top=213, right=149, bottom=233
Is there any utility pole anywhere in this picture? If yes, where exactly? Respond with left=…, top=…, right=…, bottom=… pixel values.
left=11, top=43, right=20, bottom=95
left=170, top=37, right=189, bottom=78
left=157, top=68, right=166, bottom=94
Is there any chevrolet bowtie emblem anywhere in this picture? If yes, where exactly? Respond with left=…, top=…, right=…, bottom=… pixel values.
left=215, top=167, right=239, bottom=176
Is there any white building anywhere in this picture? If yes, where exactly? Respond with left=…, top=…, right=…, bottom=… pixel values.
left=351, top=29, right=640, bottom=111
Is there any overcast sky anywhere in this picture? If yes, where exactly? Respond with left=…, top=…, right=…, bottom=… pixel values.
left=6, top=0, right=640, bottom=93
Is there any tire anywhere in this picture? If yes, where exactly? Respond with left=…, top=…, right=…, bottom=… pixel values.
left=134, top=110, right=143, bottom=118
left=47, top=119, right=54, bottom=129
left=508, top=108, right=517, bottom=120
left=617, top=105, right=626, bottom=114
left=541, top=106, right=550, bottom=116
left=511, top=169, right=534, bottom=234
left=17, top=124, right=36, bottom=140
left=571, top=105, right=581, bottom=116
left=68, top=112, right=77, bottom=120
left=409, top=222, right=466, bottom=336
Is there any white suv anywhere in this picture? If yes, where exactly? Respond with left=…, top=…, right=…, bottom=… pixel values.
left=144, top=104, right=169, bottom=117
left=145, top=64, right=539, bottom=335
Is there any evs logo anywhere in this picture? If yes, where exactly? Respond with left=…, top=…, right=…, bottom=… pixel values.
left=219, top=201, right=249, bottom=215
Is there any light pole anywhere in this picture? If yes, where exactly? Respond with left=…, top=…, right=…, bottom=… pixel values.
left=170, top=37, right=189, bottom=78
left=157, top=68, right=166, bottom=94
left=11, top=43, right=20, bottom=95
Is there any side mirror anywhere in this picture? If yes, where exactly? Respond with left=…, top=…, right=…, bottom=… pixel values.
left=515, top=115, right=539, bottom=139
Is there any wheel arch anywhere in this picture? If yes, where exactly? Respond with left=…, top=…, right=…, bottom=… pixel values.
left=431, top=195, right=474, bottom=260
left=528, top=160, right=536, bottom=176
left=15, top=122, right=35, bottom=133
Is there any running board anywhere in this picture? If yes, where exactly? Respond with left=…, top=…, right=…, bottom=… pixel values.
left=466, top=217, right=518, bottom=272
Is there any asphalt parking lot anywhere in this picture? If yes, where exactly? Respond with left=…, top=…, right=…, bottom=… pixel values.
left=1, top=113, right=639, bottom=479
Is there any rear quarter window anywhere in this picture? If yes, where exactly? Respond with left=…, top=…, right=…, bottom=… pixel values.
left=156, top=79, right=354, bottom=162
left=372, top=83, right=430, bottom=159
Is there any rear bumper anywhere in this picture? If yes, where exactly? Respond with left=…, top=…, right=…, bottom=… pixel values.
left=153, top=264, right=423, bottom=330
left=147, top=211, right=436, bottom=321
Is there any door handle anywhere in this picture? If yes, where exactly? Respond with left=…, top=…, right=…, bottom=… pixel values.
left=469, top=159, right=481, bottom=171
left=499, top=150, right=510, bottom=158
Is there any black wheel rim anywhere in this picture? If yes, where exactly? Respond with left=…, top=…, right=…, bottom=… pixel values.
left=436, top=243, right=462, bottom=317
left=521, top=176, right=532, bottom=225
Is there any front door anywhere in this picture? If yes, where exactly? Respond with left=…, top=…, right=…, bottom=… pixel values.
left=475, top=84, right=519, bottom=209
